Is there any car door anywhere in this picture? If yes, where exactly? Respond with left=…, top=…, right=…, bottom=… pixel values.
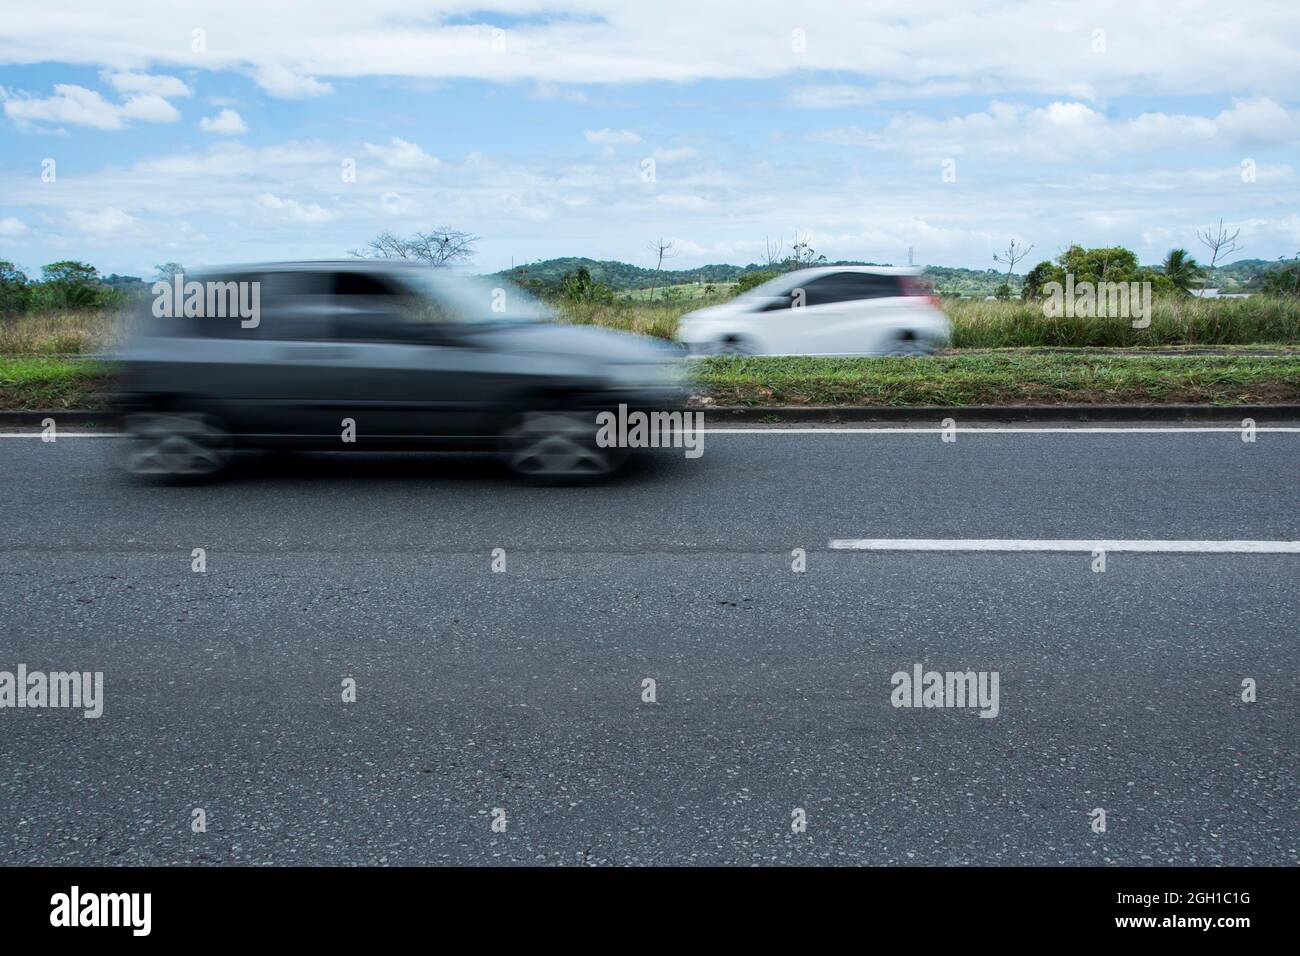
left=781, top=273, right=864, bottom=355
left=795, top=272, right=904, bottom=355
left=205, top=269, right=346, bottom=439
left=325, top=270, right=505, bottom=442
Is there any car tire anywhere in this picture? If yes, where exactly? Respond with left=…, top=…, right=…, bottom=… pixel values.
left=883, top=332, right=935, bottom=357
left=717, top=335, right=757, bottom=356
left=500, top=410, right=628, bottom=482
left=119, top=412, right=232, bottom=481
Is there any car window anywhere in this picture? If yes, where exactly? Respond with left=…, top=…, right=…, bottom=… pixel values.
left=181, top=271, right=332, bottom=340
left=797, top=272, right=902, bottom=307
left=330, top=270, right=454, bottom=340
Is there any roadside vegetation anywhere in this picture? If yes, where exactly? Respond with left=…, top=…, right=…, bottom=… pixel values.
left=693, top=353, right=1300, bottom=407
left=5, top=352, right=1295, bottom=411
left=2, top=242, right=1299, bottom=409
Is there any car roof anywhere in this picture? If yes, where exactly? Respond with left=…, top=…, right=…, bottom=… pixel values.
left=195, top=259, right=439, bottom=275
left=781, top=265, right=923, bottom=279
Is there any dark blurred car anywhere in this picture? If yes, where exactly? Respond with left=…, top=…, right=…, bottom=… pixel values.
left=112, top=260, right=687, bottom=480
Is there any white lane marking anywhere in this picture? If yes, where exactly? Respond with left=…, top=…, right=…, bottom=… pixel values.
left=704, top=426, right=1300, bottom=434
left=0, top=432, right=122, bottom=438
left=829, top=538, right=1300, bottom=553
left=2, top=425, right=1298, bottom=438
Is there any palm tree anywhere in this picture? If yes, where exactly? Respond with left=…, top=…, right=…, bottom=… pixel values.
left=1162, top=248, right=1203, bottom=293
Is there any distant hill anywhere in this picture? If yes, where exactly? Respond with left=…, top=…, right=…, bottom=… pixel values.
left=491, top=256, right=1294, bottom=298
left=1202, top=258, right=1285, bottom=291
left=492, top=257, right=1020, bottom=297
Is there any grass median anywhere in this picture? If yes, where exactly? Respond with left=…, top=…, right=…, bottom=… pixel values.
left=2, top=352, right=1298, bottom=411
left=692, top=353, right=1300, bottom=406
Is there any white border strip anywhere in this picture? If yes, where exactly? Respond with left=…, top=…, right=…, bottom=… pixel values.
left=2, top=426, right=1299, bottom=439
left=704, top=426, right=1300, bottom=434
left=829, top=538, right=1300, bottom=553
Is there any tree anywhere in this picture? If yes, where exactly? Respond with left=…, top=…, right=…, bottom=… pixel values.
left=39, top=261, right=103, bottom=309
left=993, top=238, right=1034, bottom=285
left=351, top=228, right=478, bottom=267
left=787, top=231, right=826, bottom=269
left=734, top=270, right=777, bottom=295
left=154, top=262, right=185, bottom=281
left=1262, top=253, right=1300, bottom=297
left=1160, top=248, right=1202, bottom=294
left=763, top=236, right=782, bottom=269
left=647, top=237, right=677, bottom=301
left=1020, top=259, right=1063, bottom=300
left=560, top=265, right=614, bottom=304
left=1196, top=218, right=1242, bottom=285
left=0, top=260, right=30, bottom=314
left=1057, top=245, right=1139, bottom=284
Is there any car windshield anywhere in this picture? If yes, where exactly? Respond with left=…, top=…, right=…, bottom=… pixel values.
left=734, top=273, right=804, bottom=301
left=399, top=271, right=553, bottom=324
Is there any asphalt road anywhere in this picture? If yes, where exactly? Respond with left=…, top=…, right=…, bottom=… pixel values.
left=1, top=427, right=1296, bottom=865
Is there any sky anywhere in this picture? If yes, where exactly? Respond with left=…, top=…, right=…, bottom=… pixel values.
left=1, top=0, right=1299, bottom=278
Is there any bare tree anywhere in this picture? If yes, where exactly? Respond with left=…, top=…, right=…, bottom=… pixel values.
left=993, top=238, right=1034, bottom=283
left=1196, top=218, right=1242, bottom=285
left=788, top=231, right=826, bottom=269
left=763, top=235, right=783, bottom=269
left=350, top=228, right=478, bottom=267
left=648, top=237, right=677, bottom=301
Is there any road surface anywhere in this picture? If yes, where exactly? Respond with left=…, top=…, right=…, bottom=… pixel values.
left=1, top=425, right=1296, bottom=865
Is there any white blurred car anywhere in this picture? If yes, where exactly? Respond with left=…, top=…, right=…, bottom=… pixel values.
left=676, top=266, right=952, bottom=356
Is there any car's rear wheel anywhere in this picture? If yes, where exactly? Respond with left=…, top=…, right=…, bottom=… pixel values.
left=883, top=332, right=935, bottom=357
left=120, top=412, right=231, bottom=479
left=717, top=335, right=757, bottom=356
left=500, top=411, right=627, bottom=481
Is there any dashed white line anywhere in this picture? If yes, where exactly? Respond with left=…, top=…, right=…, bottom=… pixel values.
left=828, top=538, right=1300, bottom=553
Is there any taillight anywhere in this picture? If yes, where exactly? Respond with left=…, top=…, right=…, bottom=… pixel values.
left=900, top=275, right=939, bottom=306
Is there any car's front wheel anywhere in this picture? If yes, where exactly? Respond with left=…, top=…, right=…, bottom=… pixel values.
left=882, top=332, right=936, bottom=357
left=500, top=411, right=627, bottom=481
left=119, top=412, right=231, bottom=479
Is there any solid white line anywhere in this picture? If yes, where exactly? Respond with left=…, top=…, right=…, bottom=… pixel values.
left=1, top=426, right=1298, bottom=438
left=828, top=538, right=1300, bottom=553
left=704, top=426, right=1300, bottom=434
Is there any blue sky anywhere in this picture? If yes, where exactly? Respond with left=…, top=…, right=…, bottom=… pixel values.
left=1, top=1, right=1298, bottom=278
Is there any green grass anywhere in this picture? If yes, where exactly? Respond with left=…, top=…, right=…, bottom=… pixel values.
left=690, top=354, right=1300, bottom=407
left=2, top=294, right=1298, bottom=354
left=0, top=356, right=112, bottom=409
left=1, top=353, right=1296, bottom=411
left=554, top=294, right=1300, bottom=348
left=946, top=296, right=1300, bottom=348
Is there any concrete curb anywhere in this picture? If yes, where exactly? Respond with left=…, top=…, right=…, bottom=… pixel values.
left=4, top=405, right=1300, bottom=427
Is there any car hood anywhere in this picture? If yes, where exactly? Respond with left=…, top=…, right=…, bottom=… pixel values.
left=457, top=322, right=681, bottom=363
left=678, top=303, right=740, bottom=324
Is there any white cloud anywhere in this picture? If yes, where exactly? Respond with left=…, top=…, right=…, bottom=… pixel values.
left=363, top=137, right=440, bottom=170
left=809, top=98, right=1300, bottom=161
left=103, top=71, right=191, bottom=98
left=257, top=192, right=336, bottom=222
left=0, top=216, right=27, bottom=236
left=585, top=128, right=641, bottom=145
left=254, top=64, right=332, bottom=99
left=2, top=83, right=180, bottom=129
left=529, top=82, right=587, bottom=103
left=199, top=108, right=248, bottom=134
left=68, top=206, right=136, bottom=235
left=786, top=85, right=878, bottom=109
left=652, top=146, right=698, bottom=162
left=118, top=93, right=181, bottom=123
left=1, top=1, right=1298, bottom=100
